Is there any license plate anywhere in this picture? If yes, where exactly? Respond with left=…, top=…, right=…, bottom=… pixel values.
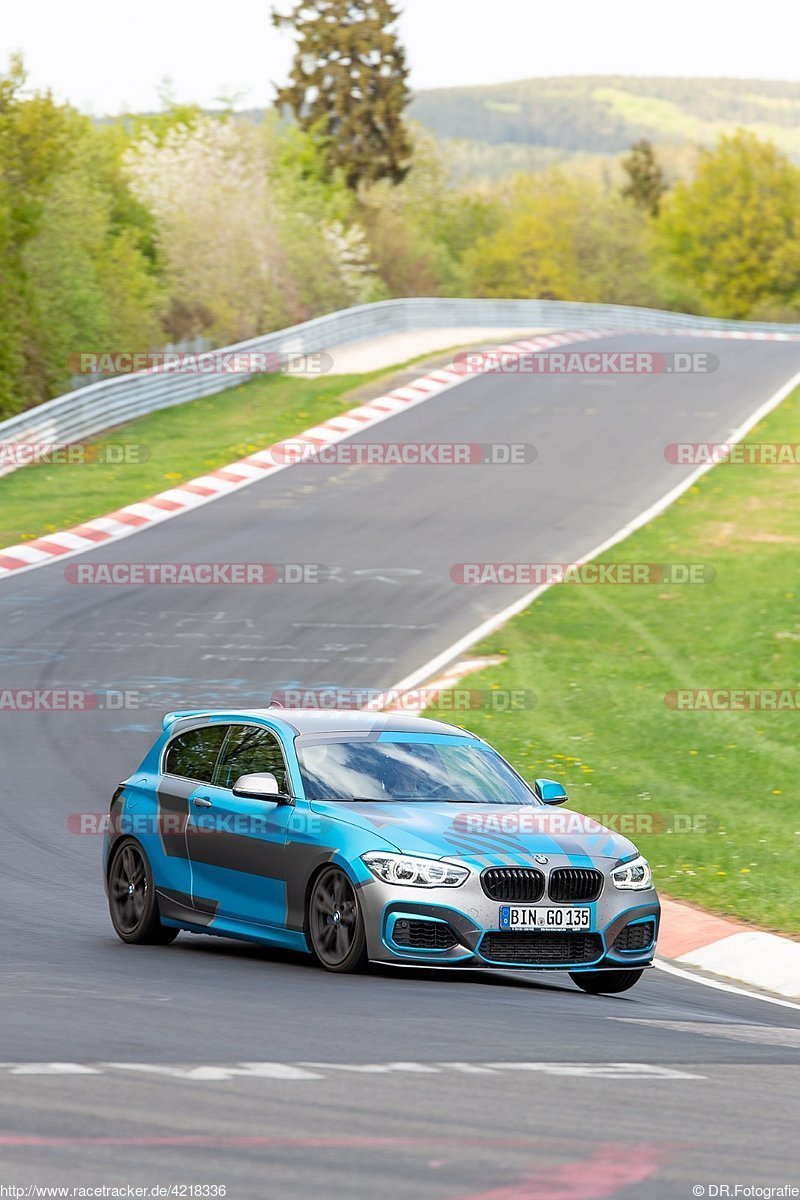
left=499, top=906, right=591, bottom=931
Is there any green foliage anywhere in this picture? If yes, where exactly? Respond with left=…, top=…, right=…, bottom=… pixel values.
left=0, top=55, right=77, bottom=414
left=22, top=116, right=165, bottom=401
left=621, top=138, right=668, bottom=215
left=125, top=114, right=382, bottom=343
left=464, top=175, right=582, bottom=300
left=462, top=172, right=683, bottom=308
left=654, top=130, right=800, bottom=318
left=359, top=129, right=500, bottom=296
left=268, top=118, right=384, bottom=316
left=273, top=0, right=412, bottom=189
left=0, top=56, right=164, bottom=416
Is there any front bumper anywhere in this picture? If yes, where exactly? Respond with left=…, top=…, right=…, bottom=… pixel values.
left=358, top=864, right=660, bottom=971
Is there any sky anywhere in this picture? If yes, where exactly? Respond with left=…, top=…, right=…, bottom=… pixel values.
left=2, top=0, right=799, bottom=116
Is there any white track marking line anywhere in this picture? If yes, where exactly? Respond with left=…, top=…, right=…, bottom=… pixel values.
left=6, top=1063, right=101, bottom=1074
left=299, top=1061, right=441, bottom=1074
left=0, top=1061, right=703, bottom=1081
left=481, top=1062, right=702, bottom=1079
left=105, top=1062, right=324, bottom=1081
left=653, top=960, right=800, bottom=1011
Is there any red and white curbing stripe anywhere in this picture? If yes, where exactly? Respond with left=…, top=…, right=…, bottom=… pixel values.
left=0, top=328, right=617, bottom=580
left=658, top=899, right=800, bottom=999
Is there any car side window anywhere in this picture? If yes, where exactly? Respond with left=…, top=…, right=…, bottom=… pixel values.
left=214, top=725, right=289, bottom=794
left=164, top=725, right=227, bottom=783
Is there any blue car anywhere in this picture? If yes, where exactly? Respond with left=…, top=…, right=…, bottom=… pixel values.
left=104, top=708, right=659, bottom=992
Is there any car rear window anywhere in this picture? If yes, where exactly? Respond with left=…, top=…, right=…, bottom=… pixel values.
left=164, top=726, right=227, bottom=783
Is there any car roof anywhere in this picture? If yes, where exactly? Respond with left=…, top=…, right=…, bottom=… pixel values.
left=163, top=707, right=478, bottom=739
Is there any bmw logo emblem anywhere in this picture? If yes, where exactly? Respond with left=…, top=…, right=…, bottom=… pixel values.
left=534, top=854, right=549, bottom=865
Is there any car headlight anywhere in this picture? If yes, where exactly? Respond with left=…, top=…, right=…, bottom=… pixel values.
left=362, top=852, right=469, bottom=888
left=611, top=854, right=652, bottom=891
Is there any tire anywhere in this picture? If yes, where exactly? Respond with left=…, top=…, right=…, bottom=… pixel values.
left=307, top=866, right=367, bottom=973
left=569, top=968, right=644, bottom=994
left=108, top=838, right=179, bottom=946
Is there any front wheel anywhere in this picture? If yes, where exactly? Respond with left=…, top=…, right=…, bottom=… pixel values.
left=569, top=968, right=644, bottom=994
left=108, top=838, right=179, bottom=945
left=308, top=866, right=367, bottom=973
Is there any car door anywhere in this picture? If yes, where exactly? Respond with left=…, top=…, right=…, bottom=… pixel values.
left=186, top=722, right=295, bottom=928
left=156, top=723, right=228, bottom=919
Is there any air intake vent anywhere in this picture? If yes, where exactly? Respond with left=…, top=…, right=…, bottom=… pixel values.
left=481, top=868, right=545, bottom=903
left=480, top=932, right=603, bottom=966
left=548, top=868, right=603, bottom=903
left=392, top=919, right=458, bottom=950
left=613, top=920, right=655, bottom=953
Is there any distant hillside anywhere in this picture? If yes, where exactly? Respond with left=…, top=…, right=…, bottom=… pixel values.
left=409, top=76, right=800, bottom=179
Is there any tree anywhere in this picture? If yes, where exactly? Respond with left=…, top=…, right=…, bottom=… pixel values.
left=463, top=175, right=583, bottom=300
left=654, top=131, right=800, bottom=318
left=126, top=118, right=289, bottom=342
left=0, top=54, right=76, bottom=414
left=621, top=138, right=667, bottom=216
left=463, top=172, right=689, bottom=310
left=359, top=129, right=489, bottom=296
left=125, top=116, right=380, bottom=341
left=272, top=0, right=412, bottom=190
left=0, top=55, right=165, bottom=415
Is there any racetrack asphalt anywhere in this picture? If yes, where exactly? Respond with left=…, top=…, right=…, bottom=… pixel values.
left=2, top=333, right=800, bottom=1198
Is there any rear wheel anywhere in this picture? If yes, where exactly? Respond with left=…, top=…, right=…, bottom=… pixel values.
left=308, top=866, right=367, bottom=973
left=108, top=839, right=179, bottom=945
left=569, top=968, right=644, bottom=994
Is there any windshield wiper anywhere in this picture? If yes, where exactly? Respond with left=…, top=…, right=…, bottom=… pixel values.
left=309, top=796, right=388, bottom=802
left=309, top=796, right=450, bottom=803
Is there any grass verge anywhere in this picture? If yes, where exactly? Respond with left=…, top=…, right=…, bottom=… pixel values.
left=426, top=389, right=800, bottom=935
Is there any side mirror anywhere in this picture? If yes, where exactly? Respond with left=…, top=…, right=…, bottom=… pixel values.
left=534, top=777, right=568, bottom=806
left=232, top=772, right=292, bottom=804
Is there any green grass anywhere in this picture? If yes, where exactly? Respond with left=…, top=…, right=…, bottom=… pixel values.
left=425, top=391, right=800, bottom=935
left=0, top=349, right=464, bottom=546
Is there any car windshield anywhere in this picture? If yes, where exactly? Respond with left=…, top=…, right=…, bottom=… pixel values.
left=296, top=737, right=539, bottom=805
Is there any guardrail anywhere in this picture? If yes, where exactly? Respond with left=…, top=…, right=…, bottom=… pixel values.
left=2, top=297, right=800, bottom=477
